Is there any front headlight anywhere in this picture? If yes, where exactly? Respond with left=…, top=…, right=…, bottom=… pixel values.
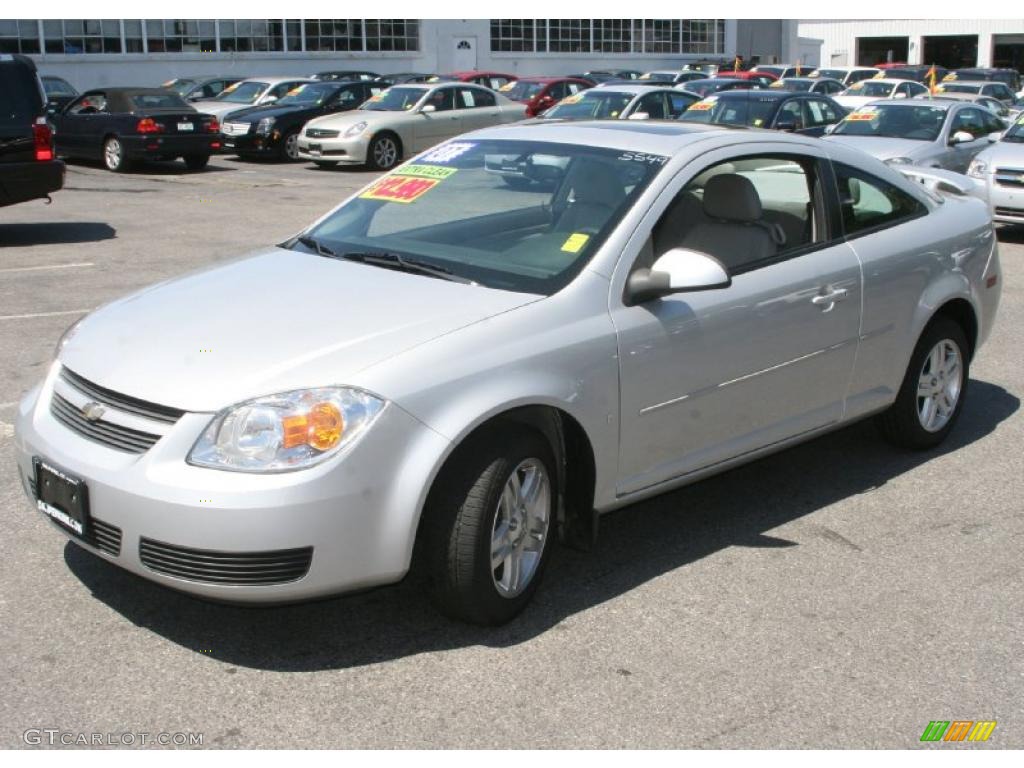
left=884, top=157, right=914, bottom=166
left=968, top=158, right=988, bottom=178
left=187, top=387, right=385, bottom=473
left=256, top=116, right=276, bottom=136
left=344, top=121, right=368, bottom=138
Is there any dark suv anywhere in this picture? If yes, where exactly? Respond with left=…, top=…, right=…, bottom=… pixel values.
left=1, top=54, right=64, bottom=208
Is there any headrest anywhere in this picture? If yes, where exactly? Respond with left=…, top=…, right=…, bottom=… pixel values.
left=568, top=161, right=625, bottom=208
left=703, top=173, right=763, bottom=222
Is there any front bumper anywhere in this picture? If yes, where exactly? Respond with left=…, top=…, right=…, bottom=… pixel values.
left=296, top=132, right=370, bottom=164
left=222, top=131, right=280, bottom=156
left=981, top=172, right=1024, bottom=224
left=121, top=134, right=222, bottom=158
left=13, top=364, right=451, bottom=603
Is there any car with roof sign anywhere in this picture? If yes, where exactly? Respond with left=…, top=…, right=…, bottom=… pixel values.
left=15, top=120, right=1000, bottom=624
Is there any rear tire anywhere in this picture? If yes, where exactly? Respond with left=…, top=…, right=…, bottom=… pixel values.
left=877, top=317, right=970, bottom=450
left=103, top=137, right=131, bottom=172
left=421, top=426, right=556, bottom=625
left=184, top=154, right=210, bottom=171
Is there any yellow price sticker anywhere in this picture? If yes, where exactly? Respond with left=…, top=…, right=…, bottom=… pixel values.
left=561, top=233, right=590, bottom=253
left=753, top=118, right=764, bottom=127
left=845, top=111, right=877, bottom=121
left=943, top=73, right=957, bottom=81
left=873, top=71, right=885, bottom=79
left=688, top=100, right=715, bottom=111
left=1018, top=115, right=1024, bottom=125
left=769, top=81, right=784, bottom=88
left=223, top=82, right=241, bottom=93
left=560, top=93, right=583, bottom=105
left=498, top=82, right=515, bottom=92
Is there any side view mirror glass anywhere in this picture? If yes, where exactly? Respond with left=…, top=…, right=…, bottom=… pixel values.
left=950, top=130, right=975, bottom=145
left=625, top=248, right=731, bottom=306
left=420, top=103, right=436, bottom=113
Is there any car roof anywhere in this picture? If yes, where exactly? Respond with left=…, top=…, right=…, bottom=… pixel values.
left=851, top=78, right=921, bottom=86
left=873, top=98, right=954, bottom=110
left=939, top=80, right=991, bottom=87
left=816, top=65, right=879, bottom=72
left=707, top=89, right=797, bottom=100
left=585, top=84, right=676, bottom=95
left=513, top=76, right=582, bottom=83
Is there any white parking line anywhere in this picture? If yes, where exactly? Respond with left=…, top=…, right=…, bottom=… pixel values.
left=0, top=422, right=12, bottom=439
left=0, top=262, right=94, bottom=275
left=0, top=402, right=17, bottom=409
left=0, top=309, right=91, bottom=321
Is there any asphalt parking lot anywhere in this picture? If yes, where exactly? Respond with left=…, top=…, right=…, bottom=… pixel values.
left=1, top=154, right=1022, bottom=749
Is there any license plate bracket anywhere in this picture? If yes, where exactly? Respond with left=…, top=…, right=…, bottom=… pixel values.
left=33, top=458, right=91, bottom=539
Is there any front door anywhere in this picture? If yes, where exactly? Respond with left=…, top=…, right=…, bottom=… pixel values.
left=412, top=86, right=462, bottom=152
left=610, top=149, right=862, bottom=495
left=452, top=37, right=477, bottom=72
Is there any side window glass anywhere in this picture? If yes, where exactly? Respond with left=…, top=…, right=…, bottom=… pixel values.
left=427, top=87, right=456, bottom=111
left=775, top=100, right=804, bottom=129
left=69, top=94, right=106, bottom=114
left=336, top=88, right=358, bottom=106
left=650, top=156, right=817, bottom=274
left=833, top=162, right=925, bottom=237
left=667, top=92, right=693, bottom=117
left=473, top=89, right=496, bottom=107
left=566, top=82, right=583, bottom=95
left=638, top=93, right=667, bottom=119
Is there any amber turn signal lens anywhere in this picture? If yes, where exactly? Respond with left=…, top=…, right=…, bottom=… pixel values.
left=281, top=414, right=309, bottom=449
left=308, top=402, right=344, bottom=451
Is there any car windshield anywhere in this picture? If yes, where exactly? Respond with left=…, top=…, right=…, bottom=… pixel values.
left=813, top=69, right=846, bottom=79
left=43, top=78, right=76, bottom=96
left=277, top=83, right=338, bottom=106
left=545, top=91, right=634, bottom=119
left=679, top=96, right=780, bottom=127
left=938, top=83, right=982, bottom=94
left=162, top=79, right=195, bottom=96
left=831, top=104, right=948, bottom=141
left=776, top=79, right=812, bottom=91
left=500, top=81, right=545, bottom=100
left=1003, top=117, right=1024, bottom=142
left=215, top=81, right=268, bottom=103
left=297, top=140, right=666, bottom=295
left=844, top=81, right=895, bottom=97
left=639, top=72, right=674, bottom=82
left=131, top=92, right=189, bottom=109
left=361, top=86, right=425, bottom=111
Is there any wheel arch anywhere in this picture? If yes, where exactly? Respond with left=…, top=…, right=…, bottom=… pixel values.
left=369, top=128, right=403, bottom=162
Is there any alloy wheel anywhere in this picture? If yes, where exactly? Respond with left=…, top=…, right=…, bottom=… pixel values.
left=916, top=339, right=962, bottom=432
left=373, top=137, right=398, bottom=168
left=490, top=458, right=550, bottom=598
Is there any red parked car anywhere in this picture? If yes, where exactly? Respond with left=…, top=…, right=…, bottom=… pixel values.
left=431, top=71, right=517, bottom=91
left=498, top=77, right=592, bottom=117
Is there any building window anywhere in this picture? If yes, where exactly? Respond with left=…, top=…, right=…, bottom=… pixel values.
left=303, top=19, right=363, bottom=52
left=285, top=19, right=302, bottom=52
left=489, top=19, right=725, bottom=55
left=216, top=20, right=284, bottom=53
left=365, top=19, right=418, bottom=52
left=145, top=20, right=216, bottom=53
left=41, top=19, right=122, bottom=54
left=0, top=20, right=40, bottom=54
left=124, top=20, right=144, bottom=53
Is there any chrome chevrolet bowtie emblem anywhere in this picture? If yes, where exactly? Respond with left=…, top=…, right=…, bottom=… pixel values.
left=81, top=402, right=106, bottom=421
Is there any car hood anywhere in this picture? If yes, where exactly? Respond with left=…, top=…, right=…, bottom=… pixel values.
left=191, top=100, right=258, bottom=118
left=825, top=135, right=933, bottom=161
left=221, top=103, right=314, bottom=124
left=60, top=248, right=540, bottom=412
left=834, top=95, right=886, bottom=109
left=975, top=139, right=1024, bottom=166
left=306, top=109, right=410, bottom=130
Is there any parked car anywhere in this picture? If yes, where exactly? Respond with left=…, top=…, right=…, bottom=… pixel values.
left=162, top=76, right=245, bottom=103
left=385, top=72, right=437, bottom=84
left=824, top=99, right=1004, bottom=173
left=639, top=70, right=712, bottom=86
left=52, top=88, right=221, bottom=172
left=877, top=65, right=949, bottom=84
left=221, top=80, right=390, bottom=161
left=0, top=54, right=64, bottom=208
left=931, top=92, right=1014, bottom=126
left=935, top=80, right=1018, bottom=106
left=498, top=77, right=591, bottom=117
left=296, top=82, right=526, bottom=170
left=15, top=123, right=1001, bottom=624
left=806, top=66, right=881, bottom=86
left=834, top=78, right=929, bottom=109
left=676, top=78, right=760, bottom=98
left=190, top=77, right=315, bottom=120
left=714, top=70, right=779, bottom=89
left=770, top=77, right=846, bottom=95
left=750, top=64, right=815, bottom=79
left=40, top=75, right=78, bottom=117
left=679, top=90, right=847, bottom=136
left=312, top=70, right=381, bottom=82
left=431, top=71, right=516, bottom=90
left=967, top=115, right=1024, bottom=226
left=541, top=85, right=699, bottom=122
left=944, top=67, right=1021, bottom=94
left=587, top=69, right=643, bottom=81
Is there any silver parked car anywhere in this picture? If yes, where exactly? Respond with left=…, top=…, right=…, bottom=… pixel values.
left=190, top=77, right=314, bottom=121
left=537, top=84, right=699, bottom=121
left=969, top=115, right=1024, bottom=225
left=824, top=99, right=1005, bottom=172
left=15, top=123, right=1002, bottom=625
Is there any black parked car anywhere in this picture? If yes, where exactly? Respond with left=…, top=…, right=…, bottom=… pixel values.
left=311, top=70, right=381, bottom=82
left=0, top=54, right=64, bottom=209
left=162, top=76, right=245, bottom=102
left=678, top=89, right=848, bottom=136
left=384, top=72, right=437, bottom=84
left=40, top=75, right=78, bottom=118
left=220, top=80, right=390, bottom=161
left=53, top=88, right=221, bottom=172
left=678, top=78, right=761, bottom=98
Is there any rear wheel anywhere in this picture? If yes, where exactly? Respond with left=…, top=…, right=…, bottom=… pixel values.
left=877, top=317, right=970, bottom=450
left=183, top=154, right=210, bottom=171
left=367, top=132, right=400, bottom=170
left=103, top=137, right=130, bottom=172
left=421, top=426, right=556, bottom=625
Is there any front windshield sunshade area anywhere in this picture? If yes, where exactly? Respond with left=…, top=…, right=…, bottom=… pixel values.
left=217, top=82, right=268, bottom=103
left=832, top=104, right=948, bottom=141
left=546, top=92, right=633, bottom=119
left=845, top=81, right=895, bottom=97
left=362, top=87, right=425, bottom=111
left=278, top=83, right=335, bottom=106
left=501, top=81, right=544, bottom=100
left=300, top=140, right=668, bottom=295
left=680, top=96, right=778, bottom=128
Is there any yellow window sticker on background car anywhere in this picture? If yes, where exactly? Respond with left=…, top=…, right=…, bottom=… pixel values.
left=395, top=164, right=458, bottom=180
left=769, top=81, right=784, bottom=88
left=560, top=93, right=583, bottom=105
left=287, top=85, right=306, bottom=96
left=498, top=82, right=515, bottom=92
left=873, top=71, right=885, bottom=78
left=809, top=70, right=821, bottom=77
left=561, top=233, right=590, bottom=254
left=753, top=118, right=764, bottom=126
left=359, top=175, right=440, bottom=204
left=222, top=82, right=240, bottom=93
left=161, top=79, right=175, bottom=87
left=845, top=108, right=878, bottom=121
left=943, top=73, right=957, bottom=81
left=688, top=98, right=716, bottom=111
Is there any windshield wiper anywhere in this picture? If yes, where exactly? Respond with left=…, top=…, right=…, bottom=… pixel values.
left=339, top=251, right=475, bottom=284
left=296, top=235, right=337, bottom=258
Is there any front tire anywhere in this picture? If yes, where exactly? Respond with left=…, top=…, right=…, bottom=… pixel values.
left=280, top=130, right=300, bottom=161
left=103, top=137, right=131, bottom=172
left=877, top=317, right=970, bottom=450
left=183, top=154, right=210, bottom=171
left=367, top=132, right=401, bottom=171
left=421, top=426, right=556, bottom=625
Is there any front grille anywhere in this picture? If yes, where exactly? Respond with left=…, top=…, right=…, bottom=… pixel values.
left=222, top=122, right=251, bottom=136
left=51, top=393, right=161, bottom=453
left=139, top=539, right=314, bottom=585
left=994, top=168, right=1024, bottom=188
left=994, top=206, right=1024, bottom=217
left=87, top=519, right=122, bottom=556
left=306, top=128, right=339, bottom=139
left=60, top=368, right=184, bottom=424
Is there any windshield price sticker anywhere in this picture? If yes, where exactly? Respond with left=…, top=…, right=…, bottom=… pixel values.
left=561, top=233, right=590, bottom=253
left=688, top=99, right=716, bottom=111
left=498, top=82, right=515, bottom=92
left=360, top=175, right=439, bottom=204
left=395, top=164, right=458, bottom=180
left=560, top=93, right=583, bottom=105
left=618, top=152, right=668, bottom=166
left=417, top=142, right=476, bottom=164
left=846, top=106, right=878, bottom=121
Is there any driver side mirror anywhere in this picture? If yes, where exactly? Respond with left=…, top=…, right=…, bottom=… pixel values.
left=263, top=95, right=278, bottom=104
left=625, top=248, right=731, bottom=306
left=823, top=122, right=838, bottom=135
left=988, top=130, right=1004, bottom=142
left=187, top=93, right=204, bottom=102
left=950, top=130, right=975, bottom=145
left=420, top=103, right=436, bottom=113
left=628, top=111, right=650, bottom=120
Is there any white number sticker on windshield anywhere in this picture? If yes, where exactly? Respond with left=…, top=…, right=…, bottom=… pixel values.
left=418, top=142, right=476, bottom=164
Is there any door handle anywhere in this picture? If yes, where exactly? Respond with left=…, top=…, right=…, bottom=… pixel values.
left=811, top=287, right=848, bottom=312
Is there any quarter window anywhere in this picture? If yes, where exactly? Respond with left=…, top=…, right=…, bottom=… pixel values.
left=832, top=162, right=925, bottom=237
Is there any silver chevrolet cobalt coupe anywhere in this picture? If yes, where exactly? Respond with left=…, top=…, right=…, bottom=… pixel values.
left=15, top=122, right=1002, bottom=624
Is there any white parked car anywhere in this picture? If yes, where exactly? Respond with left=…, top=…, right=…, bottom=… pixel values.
left=807, top=66, right=881, bottom=86
left=834, top=78, right=930, bottom=110
left=190, top=77, right=314, bottom=121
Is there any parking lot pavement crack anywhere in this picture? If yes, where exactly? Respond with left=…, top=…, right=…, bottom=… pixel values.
left=814, top=525, right=864, bottom=552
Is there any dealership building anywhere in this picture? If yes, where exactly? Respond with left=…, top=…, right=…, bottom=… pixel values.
left=798, top=19, right=1024, bottom=70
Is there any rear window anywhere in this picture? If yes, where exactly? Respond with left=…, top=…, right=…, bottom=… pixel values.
left=0, top=59, right=43, bottom=125
left=130, top=92, right=189, bottom=110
